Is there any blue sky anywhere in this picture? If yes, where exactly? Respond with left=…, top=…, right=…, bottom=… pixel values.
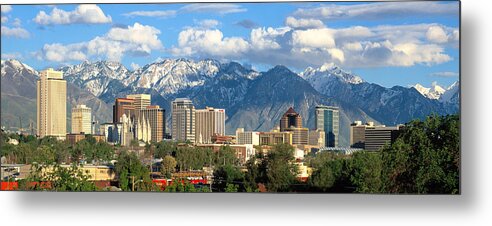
left=1, top=2, right=459, bottom=88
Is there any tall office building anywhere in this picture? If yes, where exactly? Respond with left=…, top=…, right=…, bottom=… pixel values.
left=71, top=104, right=92, bottom=134
left=37, top=68, right=67, bottom=140
left=113, top=98, right=135, bottom=123
left=127, top=94, right=151, bottom=110
left=171, top=98, right=195, bottom=143
left=195, top=107, right=225, bottom=144
left=139, top=105, right=165, bottom=142
left=113, top=94, right=152, bottom=123
left=280, top=107, right=302, bottom=131
left=315, top=105, right=339, bottom=147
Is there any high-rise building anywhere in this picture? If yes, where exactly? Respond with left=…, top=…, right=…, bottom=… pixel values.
left=315, top=105, right=339, bottom=147
left=280, top=107, right=302, bottom=131
left=127, top=94, right=151, bottom=110
left=71, top=104, right=92, bottom=134
left=236, top=128, right=260, bottom=146
left=195, top=107, right=225, bottom=144
left=138, top=105, right=165, bottom=142
left=37, top=68, right=67, bottom=140
left=171, top=98, right=195, bottom=143
left=113, top=98, right=135, bottom=123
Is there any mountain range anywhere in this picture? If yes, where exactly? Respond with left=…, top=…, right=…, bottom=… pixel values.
left=1, top=59, right=459, bottom=147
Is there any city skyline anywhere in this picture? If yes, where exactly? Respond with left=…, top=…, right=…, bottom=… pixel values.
left=1, top=2, right=459, bottom=88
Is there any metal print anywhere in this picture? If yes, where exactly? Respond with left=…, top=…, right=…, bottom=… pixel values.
left=0, top=1, right=460, bottom=193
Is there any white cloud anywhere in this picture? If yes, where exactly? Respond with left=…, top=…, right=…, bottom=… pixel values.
left=130, top=62, right=140, bottom=70
left=335, top=26, right=374, bottom=39
left=171, top=28, right=249, bottom=58
left=292, top=28, right=336, bottom=49
left=430, top=71, right=459, bottom=77
left=168, top=20, right=455, bottom=69
left=38, top=23, right=163, bottom=62
left=343, top=42, right=363, bottom=51
left=180, top=4, right=246, bottom=15
left=41, top=43, right=87, bottom=62
left=1, top=16, right=7, bottom=23
left=1, top=26, right=30, bottom=38
left=426, top=26, right=448, bottom=43
left=123, top=10, right=177, bottom=18
left=285, top=16, right=324, bottom=29
left=250, top=27, right=290, bottom=50
left=327, top=48, right=345, bottom=63
left=1, top=5, right=12, bottom=13
left=293, top=2, right=458, bottom=20
left=34, top=4, right=112, bottom=25
left=195, top=19, right=220, bottom=29
left=12, top=18, right=21, bottom=27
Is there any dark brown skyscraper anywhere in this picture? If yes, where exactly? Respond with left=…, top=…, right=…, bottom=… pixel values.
left=113, top=98, right=135, bottom=123
left=280, top=107, right=302, bottom=131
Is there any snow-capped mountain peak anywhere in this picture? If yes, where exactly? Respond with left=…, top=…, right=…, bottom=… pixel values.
left=413, top=81, right=459, bottom=103
left=301, top=62, right=364, bottom=85
left=1, top=59, right=39, bottom=77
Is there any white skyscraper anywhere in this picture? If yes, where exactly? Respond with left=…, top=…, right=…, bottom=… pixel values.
left=171, top=98, right=195, bottom=143
left=195, top=107, right=225, bottom=144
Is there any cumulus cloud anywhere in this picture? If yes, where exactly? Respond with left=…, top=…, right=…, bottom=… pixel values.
left=293, top=2, right=458, bottom=20
left=285, top=16, right=324, bottom=29
left=235, top=19, right=258, bottom=29
left=1, top=5, right=12, bottom=13
left=429, top=71, right=459, bottom=77
left=1, top=26, right=30, bottom=38
left=250, top=27, right=290, bottom=50
left=34, top=4, right=112, bottom=25
left=1, top=16, right=7, bottom=23
left=171, top=28, right=249, bottom=58
left=292, top=28, right=336, bottom=49
left=38, top=23, right=163, bottom=62
left=123, top=10, right=177, bottom=18
left=181, top=4, right=246, bottom=15
left=426, top=26, right=448, bottom=43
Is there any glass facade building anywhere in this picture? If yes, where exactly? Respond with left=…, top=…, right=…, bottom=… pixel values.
left=315, top=105, right=339, bottom=147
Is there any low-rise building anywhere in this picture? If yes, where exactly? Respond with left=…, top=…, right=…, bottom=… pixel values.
left=196, top=144, right=255, bottom=165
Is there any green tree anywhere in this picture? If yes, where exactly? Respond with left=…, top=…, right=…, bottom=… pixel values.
left=161, top=155, right=177, bottom=178
left=20, top=163, right=97, bottom=191
left=213, top=164, right=245, bottom=192
left=381, top=114, right=460, bottom=194
left=350, top=151, right=383, bottom=193
left=114, top=151, right=152, bottom=191
left=251, top=144, right=298, bottom=192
